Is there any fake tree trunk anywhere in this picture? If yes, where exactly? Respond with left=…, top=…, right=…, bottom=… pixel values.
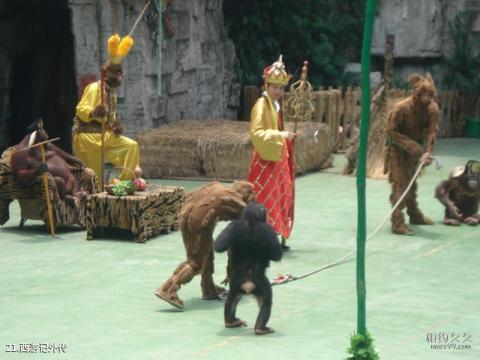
left=344, top=35, right=396, bottom=179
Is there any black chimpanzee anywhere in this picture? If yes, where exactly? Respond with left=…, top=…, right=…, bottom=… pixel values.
left=435, top=160, right=480, bottom=226
left=214, top=202, right=282, bottom=335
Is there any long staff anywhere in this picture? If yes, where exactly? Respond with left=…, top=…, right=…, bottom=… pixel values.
left=40, top=144, right=55, bottom=237
left=99, top=0, right=153, bottom=191
left=100, top=67, right=106, bottom=192
left=284, top=61, right=314, bottom=237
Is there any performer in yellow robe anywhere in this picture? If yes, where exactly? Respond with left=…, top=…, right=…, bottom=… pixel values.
left=72, top=34, right=139, bottom=181
left=247, top=55, right=295, bottom=250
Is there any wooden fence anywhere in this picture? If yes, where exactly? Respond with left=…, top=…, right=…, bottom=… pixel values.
left=242, top=85, right=480, bottom=148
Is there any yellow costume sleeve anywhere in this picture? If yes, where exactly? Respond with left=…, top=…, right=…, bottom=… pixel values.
left=75, top=82, right=107, bottom=123
left=250, top=97, right=286, bottom=162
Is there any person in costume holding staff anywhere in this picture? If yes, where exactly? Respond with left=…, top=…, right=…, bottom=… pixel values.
left=72, top=34, right=139, bottom=181
left=247, top=55, right=295, bottom=250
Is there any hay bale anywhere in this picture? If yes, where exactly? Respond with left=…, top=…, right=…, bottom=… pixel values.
left=293, top=122, right=333, bottom=174
left=137, top=120, right=332, bottom=180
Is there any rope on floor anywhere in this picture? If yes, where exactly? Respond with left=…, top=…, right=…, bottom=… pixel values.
left=272, top=154, right=442, bottom=286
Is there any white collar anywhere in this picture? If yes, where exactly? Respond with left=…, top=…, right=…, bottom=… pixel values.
left=262, top=91, right=280, bottom=112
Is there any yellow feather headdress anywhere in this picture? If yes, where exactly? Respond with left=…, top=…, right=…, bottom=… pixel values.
left=108, top=34, right=134, bottom=65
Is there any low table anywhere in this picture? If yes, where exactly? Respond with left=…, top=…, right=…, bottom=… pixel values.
left=85, top=184, right=184, bottom=243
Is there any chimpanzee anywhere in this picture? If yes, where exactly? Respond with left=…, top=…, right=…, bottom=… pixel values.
left=214, top=202, right=283, bottom=335
left=10, top=119, right=85, bottom=205
left=435, top=160, right=480, bottom=226
left=154, top=181, right=255, bottom=309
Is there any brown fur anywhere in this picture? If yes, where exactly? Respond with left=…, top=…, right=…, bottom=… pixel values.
left=155, top=181, right=255, bottom=308
left=384, top=73, right=440, bottom=234
left=10, top=129, right=85, bottom=205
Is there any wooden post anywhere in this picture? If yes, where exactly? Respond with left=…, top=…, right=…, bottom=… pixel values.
left=326, top=91, right=335, bottom=144
left=334, top=89, right=341, bottom=151
left=318, top=90, right=325, bottom=123
left=313, top=92, right=320, bottom=122
left=354, top=88, right=361, bottom=126
left=342, top=87, right=351, bottom=148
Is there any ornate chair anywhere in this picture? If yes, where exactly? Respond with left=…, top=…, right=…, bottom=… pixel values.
left=0, top=147, right=98, bottom=229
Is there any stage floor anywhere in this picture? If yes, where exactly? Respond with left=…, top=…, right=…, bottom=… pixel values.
left=1, top=138, right=479, bottom=360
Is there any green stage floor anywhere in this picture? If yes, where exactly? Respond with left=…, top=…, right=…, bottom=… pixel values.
left=0, top=138, right=479, bottom=360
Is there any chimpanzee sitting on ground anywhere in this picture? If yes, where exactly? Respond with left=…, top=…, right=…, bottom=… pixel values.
left=435, top=160, right=480, bottom=226
left=214, top=202, right=282, bottom=335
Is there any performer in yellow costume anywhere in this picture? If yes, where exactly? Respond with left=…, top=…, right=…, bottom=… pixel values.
left=72, top=34, right=139, bottom=180
left=247, top=55, right=295, bottom=250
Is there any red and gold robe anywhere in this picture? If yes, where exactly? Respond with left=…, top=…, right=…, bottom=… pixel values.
left=247, top=94, right=294, bottom=239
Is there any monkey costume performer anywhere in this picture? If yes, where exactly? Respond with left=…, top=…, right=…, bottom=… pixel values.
left=155, top=181, right=255, bottom=309
left=72, top=34, right=139, bottom=180
left=10, top=119, right=86, bottom=206
left=384, top=73, right=440, bottom=235
left=247, top=56, right=295, bottom=249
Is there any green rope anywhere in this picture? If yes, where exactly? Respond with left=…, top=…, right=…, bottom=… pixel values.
left=154, top=0, right=165, bottom=96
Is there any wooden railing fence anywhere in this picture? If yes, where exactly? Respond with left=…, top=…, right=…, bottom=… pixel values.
left=242, top=85, right=480, bottom=150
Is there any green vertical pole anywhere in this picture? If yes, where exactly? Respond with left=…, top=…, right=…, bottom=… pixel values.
left=155, top=0, right=164, bottom=96
left=356, top=0, right=377, bottom=336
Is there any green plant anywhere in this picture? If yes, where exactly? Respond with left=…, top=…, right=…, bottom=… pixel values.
left=392, top=74, right=409, bottom=90
left=346, top=331, right=380, bottom=360
left=444, top=11, right=480, bottom=93
left=223, top=0, right=366, bottom=88
left=112, top=180, right=137, bottom=196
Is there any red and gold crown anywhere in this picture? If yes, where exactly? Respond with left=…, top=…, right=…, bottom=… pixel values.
left=263, top=55, right=292, bottom=86
left=107, top=34, right=134, bottom=65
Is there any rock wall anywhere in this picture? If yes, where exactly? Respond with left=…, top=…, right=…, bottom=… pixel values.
left=372, top=0, right=444, bottom=58
left=68, top=0, right=239, bottom=137
left=371, top=0, right=480, bottom=83
left=0, top=50, right=9, bottom=150
left=372, top=0, right=480, bottom=57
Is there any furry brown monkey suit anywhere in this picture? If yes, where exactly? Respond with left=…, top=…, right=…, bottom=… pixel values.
left=10, top=120, right=85, bottom=206
left=384, top=73, right=440, bottom=235
left=155, top=181, right=255, bottom=309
